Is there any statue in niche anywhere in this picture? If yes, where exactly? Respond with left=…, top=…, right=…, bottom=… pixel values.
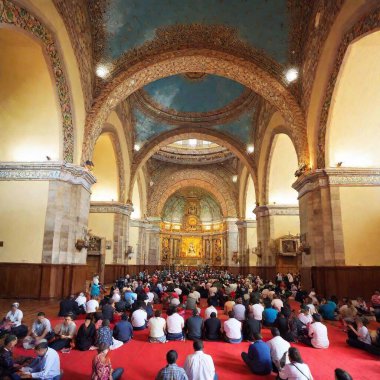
left=188, top=203, right=197, bottom=215
left=188, top=242, right=196, bottom=256
left=161, top=238, right=170, bottom=261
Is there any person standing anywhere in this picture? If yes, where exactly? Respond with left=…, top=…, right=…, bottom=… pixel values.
left=184, top=340, right=217, bottom=380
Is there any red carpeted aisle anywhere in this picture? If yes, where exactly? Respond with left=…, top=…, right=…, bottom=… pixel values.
left=14, top=301, right=380, bottom=380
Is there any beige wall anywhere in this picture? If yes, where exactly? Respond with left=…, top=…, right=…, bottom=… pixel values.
left=247, top=223, right=258, bottom=266
left=0, top=29, right=61, bottom=161
left=128, top=224, right=140, bottom=265
left=91, top=134, right=119, bottom=201
left=131, top=181, right=141, bottom=219
left=0, top=181, right=49, bottom=263
left=88, top=213, right=114, bottom=264
left=272, top=215, right=300, bottom=239
left=268, top=134, right=298, bottom=205
left=327, top=31, right=380, bottom=167
left=245, top=175, right=256, bottom=220
left=340, top=187, right=380, bottom=266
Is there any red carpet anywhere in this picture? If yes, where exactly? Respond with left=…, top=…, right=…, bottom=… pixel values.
left=14, top=302, right=380, bottom=380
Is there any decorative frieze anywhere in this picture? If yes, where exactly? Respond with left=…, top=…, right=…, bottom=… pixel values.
left=0, top=162, right=96, bottom=192
left=90, top=201, right=133, bottom=216
left=293, top=168, right=380, bottom=198
left=254, top=205, right=299, bottom=218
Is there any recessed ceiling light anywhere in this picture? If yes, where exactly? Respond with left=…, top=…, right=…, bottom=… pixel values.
left=285, top=68, right=299, bottom=83
left=232, top=175, right=238, bottom=183
left=247, top=145, right=255, bottom=154
left=96, top=64, right=110, bottom=79
left=134, top=144, right=141, bottom=152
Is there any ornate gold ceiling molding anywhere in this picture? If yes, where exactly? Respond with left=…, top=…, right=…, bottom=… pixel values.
left=82, top=49, right=308, bottom=167
left=130, top=87, right=258, bottom=127
left=152, top=149, right=234, bottom=165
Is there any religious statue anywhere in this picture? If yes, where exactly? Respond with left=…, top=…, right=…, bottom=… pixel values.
left=188, top=242, right=196, bottom=256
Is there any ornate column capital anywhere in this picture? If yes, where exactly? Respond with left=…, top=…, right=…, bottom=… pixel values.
left=0, top=161, right=96, bottom=192
left=90, top=201, right=133, bottom=216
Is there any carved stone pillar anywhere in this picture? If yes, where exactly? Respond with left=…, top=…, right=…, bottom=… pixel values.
left=254, top=205, right=300, bottom=266
left=236, top=220, right=248, bottom=267
left=89, top=202, right=133, bottom=263
left=225, top=217, right=239, bottom=267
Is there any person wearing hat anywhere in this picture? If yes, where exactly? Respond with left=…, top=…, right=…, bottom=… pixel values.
left=19, top=341, right=61, bottom=379
left=0, top=303, right=28, bottom=339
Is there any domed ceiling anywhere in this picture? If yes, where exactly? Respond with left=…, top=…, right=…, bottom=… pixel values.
left=162, top=187, right=223, bottom=224
left=104, top=0, right=289, bottom=64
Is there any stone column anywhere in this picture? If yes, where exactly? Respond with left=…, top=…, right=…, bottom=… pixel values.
left=89, top=202, right=133, bottom=263
left=225, top=217, right=239, bottom=267
left=254, top=205, right=300, bottom=266
left=236, top=220, right=248, bottom=267
left=145, top=217, right=161, bottom=267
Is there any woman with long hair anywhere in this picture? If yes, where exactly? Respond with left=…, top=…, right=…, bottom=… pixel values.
left=279, top=347, right=313, bottom=380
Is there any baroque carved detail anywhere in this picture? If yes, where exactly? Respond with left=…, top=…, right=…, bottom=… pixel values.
left=0, top=0, right=74, bottom=162
left=0, top=161, right=96, bottom=191
left=317, top=8, right=380, bottom=168
left=90, top=201, right=133, bottom=216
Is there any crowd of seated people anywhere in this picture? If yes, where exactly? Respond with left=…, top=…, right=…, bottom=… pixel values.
left=1, top=268, right=379, bottom=379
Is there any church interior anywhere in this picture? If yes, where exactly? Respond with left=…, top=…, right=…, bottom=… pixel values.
left=1, top=0, right=380, bottom=379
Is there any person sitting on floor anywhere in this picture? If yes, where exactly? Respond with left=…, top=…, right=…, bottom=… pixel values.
left=185, top=309, right=203, bottom=341
left=97, top=319, right=123, bottom=351
left=223, top=311, right=242, bottom=344
left=0, top=303, right=28, bottom=339
left=243, top=312, right=261, bottom=342
left=302, top=314, right=329, bottom=349
left=319, top=298, right=337, bottom=321
left=233, top=297, right=246, bottom=322
left=166, top=306, right=185, bottom=341
left=75, top=292, right=87, bottom=314
left=204, top=312, right=221, bottom=341
left=92, top=343, right=124, bottom=380
left=113, top=314, right=133, bottom=344
left=346, top=317, right=371, bottom=348
left=223, top=297, right=235, bottom=315
left=58, top=295, right=78, bottom=318
left=75, top=316, right=96, bottom=351
left=241, top=333, right=272, bottom=376
left=148, top=310, right=167, bottom=343
left=156, top=350, right=188, bottom=380
left=204, top=299, right=218, bottom=320
left=20, top=341, right=61, bottom=380
left=263, top=302, right=278, bottom=327
left=49, top=313, right=76, bottom=352
left=86, top=296, right=99, bottom=317
left=339, top=300, right=357, bottom=331
left=23, top=312, right=54, bottom=350
left=184, top=340, right=217, bottom=380
left=298, top=306, right=313, bottom=336
left=266, top=328, right=290, bottom=373
left=131, top=302, right=148, bottom=330
left=0, top=334, right=33, bottom=380
left=249, top=300, right=264, bottom=322
left=101, top=299, right=115, bottom=322
left=278, top=347, right=313, bottom=380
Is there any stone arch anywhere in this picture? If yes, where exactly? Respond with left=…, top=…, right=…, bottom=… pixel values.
left=239, top=166, right=250, bottom=219
left=151, top=177, right=235, bottom=218
left=257, top=112, right=298, bottom=204
left=129, top=126, right=256, bottom=201
left=82, top=49, right=308, bottom=165
left=0, top=1, right=75, bottom=162
left=304, top=3, right=380, bottom=168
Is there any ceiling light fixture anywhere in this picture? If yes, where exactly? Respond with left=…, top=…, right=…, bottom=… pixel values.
left=247, top=145, right=255, bottom=154
left=232, top=175, right=238, bottom=183
left=134, top=143, right=141, bottom=152
left=95, top=64, right=110, bottom=79
left=189, top=139, right=197, bottom=147
left=285, top=68, right=299, bottom=83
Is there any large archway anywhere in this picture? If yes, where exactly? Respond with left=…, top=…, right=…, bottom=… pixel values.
left=82, top=50, right=308, bottom=165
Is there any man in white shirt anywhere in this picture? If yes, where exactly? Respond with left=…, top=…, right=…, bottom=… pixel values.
left=204, top=299, right=218, bottom=320
left=166, top=307, right=185, bottom=341
left=271, top=296, right=284, bottom=312
left=266, top=328, right=290, bottom=371
left=85, top=296, right=99, bottom=314
left=75, top=292, right=87, bottom=313
left=304, top=314, right=329, bottom=349
left=298, top=306, right=313, bottom=326
left=131, top=304, right=148, bottom=330
left=233, top=298, right=246, bottom=322
left=20, top=341, right=61, bottom=379
left=148, top=309, right=167, bottom=343
left=223, top=311, right=242, bottom=343
left=184, top=340, right=216, bottom=380
left=189, top=288, right=201, bottom=304
left=251, top=301, right=264, bottom=321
